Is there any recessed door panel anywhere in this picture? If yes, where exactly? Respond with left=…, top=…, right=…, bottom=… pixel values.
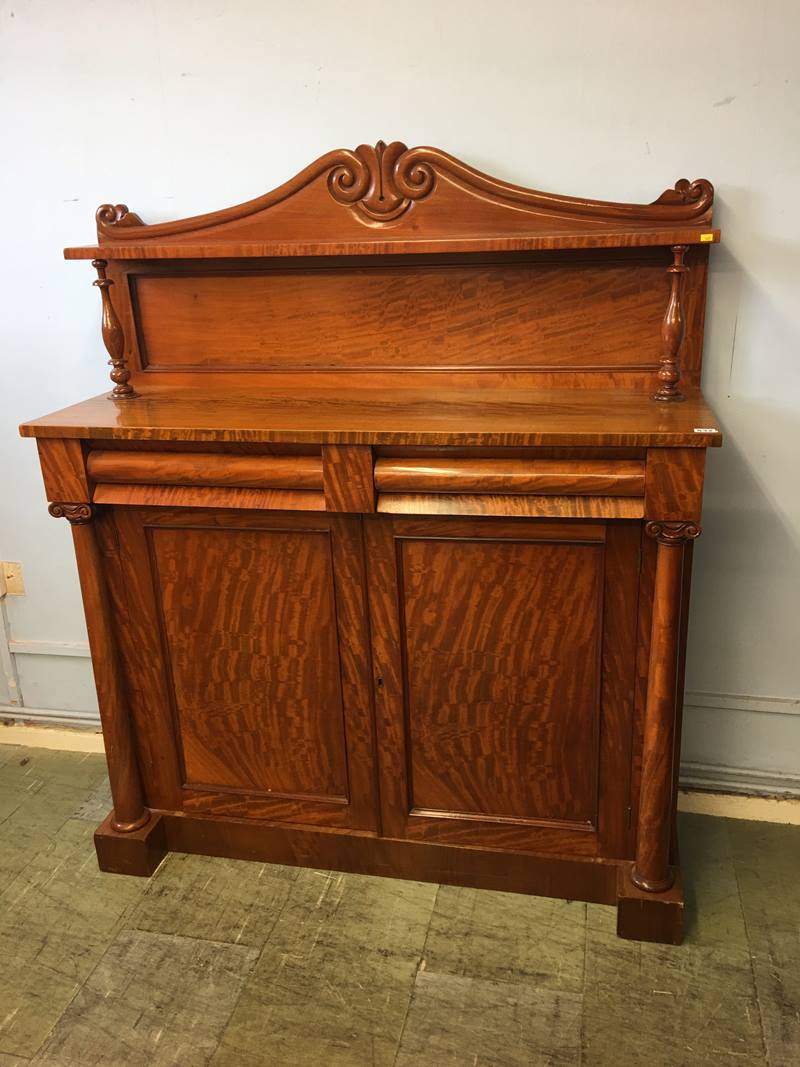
left=400, top=536, right=602, bottom=825
left=149, top=525, right=347, bottom=800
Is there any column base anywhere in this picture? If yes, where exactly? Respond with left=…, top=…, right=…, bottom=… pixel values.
left=630, top=864, right=675, bottom=893
left=616, top=862, right=684, bottom=944
left=94, top=810, right=167, bottom=877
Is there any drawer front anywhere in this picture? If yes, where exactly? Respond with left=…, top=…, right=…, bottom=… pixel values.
left=88, top=448, right=326, bottom=512
left=83, top=444, right=655, bottom=520
left=373, top=449, right=645, bottom=520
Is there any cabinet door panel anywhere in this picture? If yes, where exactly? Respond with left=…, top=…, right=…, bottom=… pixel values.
left=151, top=525, right=347, bottom=798
left=108, top=508, right=376, bottom=829
left=366, top=516, right=639, bottom=856
left=402, top=536, right=601, bottom=824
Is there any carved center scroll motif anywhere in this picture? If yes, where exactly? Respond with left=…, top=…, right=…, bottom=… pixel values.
left=327, top=141, right=435, bottom=222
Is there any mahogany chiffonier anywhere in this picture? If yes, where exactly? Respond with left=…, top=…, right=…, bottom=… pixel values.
left=20, top=142, right=721, bottom=943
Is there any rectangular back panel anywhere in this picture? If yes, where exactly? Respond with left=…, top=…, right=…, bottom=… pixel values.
left=131, top=259, right=670, bottom=372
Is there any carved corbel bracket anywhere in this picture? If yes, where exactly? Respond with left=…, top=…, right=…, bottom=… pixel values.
left=645, top=520, right=701, bottom=544
left=654, top=245, right=689, bottom=403
left=48, top=502, right=94, bottom=525
left=91, top=259, right=138, bottom=400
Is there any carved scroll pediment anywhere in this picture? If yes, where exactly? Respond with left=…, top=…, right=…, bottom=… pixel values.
left=92, top=140, right=714, bottom=246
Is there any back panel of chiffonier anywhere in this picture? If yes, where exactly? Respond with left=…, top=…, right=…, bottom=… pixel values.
left=67, top=141, right=716, bottom=399
left=120, top=250, right=708, bottom=384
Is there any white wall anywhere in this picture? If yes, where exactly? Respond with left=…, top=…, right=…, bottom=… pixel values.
left=1, top=0, right=798, bottom=791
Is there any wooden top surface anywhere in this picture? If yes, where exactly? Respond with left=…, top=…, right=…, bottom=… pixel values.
left=66, top=141, right=718, bottom=261
left=20, top=381, right=723, bottom=448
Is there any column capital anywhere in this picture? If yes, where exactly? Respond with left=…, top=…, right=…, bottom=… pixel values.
left=645, top=520, right=701, bottom=545
left=48, top=502, right=94, bottom=525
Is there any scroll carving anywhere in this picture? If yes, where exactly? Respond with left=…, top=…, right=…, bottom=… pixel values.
left=91, top=142, right=714, bottom=243
left=651, top=178, right=714, bottom=214
left=48, top=502, right=94, bottom=525
left=91, top=259, right=137, bottom=400
left=654, top=245, right=689, bottom=402
left=645, top=520, right=701, bottom=545
left=95, top=204, right=144, bottom=228
left=328, top=141, right=435, bottom=221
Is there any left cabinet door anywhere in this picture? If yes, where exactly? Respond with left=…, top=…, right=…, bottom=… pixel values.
left=101, top=507, right=377, bottom=830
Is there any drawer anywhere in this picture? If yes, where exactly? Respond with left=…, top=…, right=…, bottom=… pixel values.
left=374, top=454, right=645, bottom=519
left=88, top=449, right=326, bottom=511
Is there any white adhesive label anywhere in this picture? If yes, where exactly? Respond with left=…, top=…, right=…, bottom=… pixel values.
left=693, top=427, right=719, bottom=433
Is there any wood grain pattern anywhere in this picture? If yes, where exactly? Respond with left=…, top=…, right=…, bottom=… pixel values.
left=36, top=438, right=89, bottom=501
left=98, top=808, right=620, bottom=906
left=322, top=444, right=375, bottom=512
left=92, top=258, right=137, bottom=398
left=632, top=521, right=700, bottom=892
left=375, top=444, right=647, bottom=460
left=66, top=141, right=714, bottom=262
left=92, top=483, right=325, bottom=511
left=87, top=450, right=323, bottom=489
left=400, top=535, right=603, bottom=825
left=57, top=508, right=149, bottom=832
left=108, top=509, right=377, bottom=830
left=365, top=515, right=638, bottom=856
left=94, top=811, right=167, bottom=878
left=95, top=248, right=713, bottom=393
left=374, top=457, right=645, bottom=495
left=376, top=492, right=643, bottom=519
left=654, top=246, right=689, bottom=402
left=644, top=447, right=706, bottom=521
left=98, top=510, right=184, bottom=813
left=66, top=229, right=720, bottom=260
left=616, top=863, right=683, bottom=944
left=19, top=383, right=723, bottom=447
left=131, top=261, right=674, bottom=372
left=22, top=142, right=721, bottom=944
left=150, top=524, right=348, bottom=799
left=598, top=523, right=641, bottom=859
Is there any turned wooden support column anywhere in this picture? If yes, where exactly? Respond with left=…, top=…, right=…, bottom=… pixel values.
left=91, top=259, right=138, bottom=400
left=49, top=503, right=149, bottom=832
left=632, top=520, right=700, bottom=892
left=654, top=244, right=689, bottom=403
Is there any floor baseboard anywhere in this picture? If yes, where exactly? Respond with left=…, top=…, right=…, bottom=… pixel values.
left=0, top=721, right=104, bottom=752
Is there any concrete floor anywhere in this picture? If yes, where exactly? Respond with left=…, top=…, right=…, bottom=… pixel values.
left=0, top=743, right=797, bottom=1067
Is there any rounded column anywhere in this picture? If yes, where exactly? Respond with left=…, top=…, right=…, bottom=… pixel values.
left=49, top=503, right=149, bottom=832
left=632, top=520, right=700, bottom=892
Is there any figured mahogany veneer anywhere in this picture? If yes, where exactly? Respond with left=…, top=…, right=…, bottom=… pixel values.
left=22, top=141, right=723, bottom=945
left=376, top=493, right=644, bottom=519
left=92, top=484, right=326, bottom=512
left=374, top=457, right=645, bottom=495
left=21, top=384, right=722, bottom=447
left=87, top=450, right=323, bottom=489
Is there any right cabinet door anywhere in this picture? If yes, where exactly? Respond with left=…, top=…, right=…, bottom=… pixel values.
left=365, top=515, right=641, bottom=858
